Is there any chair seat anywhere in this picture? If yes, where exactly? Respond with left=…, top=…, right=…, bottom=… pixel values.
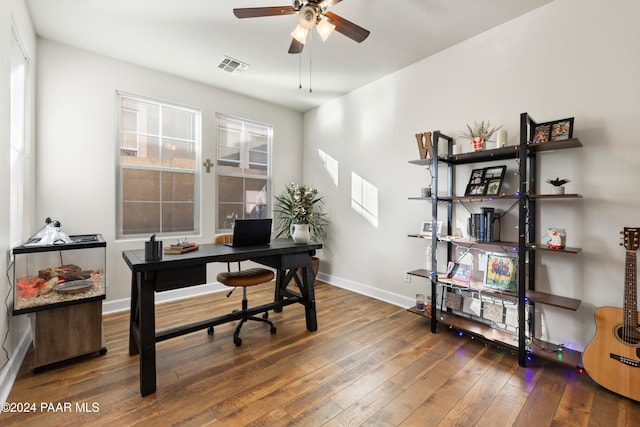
left=217, top=267, right=274, bottom=287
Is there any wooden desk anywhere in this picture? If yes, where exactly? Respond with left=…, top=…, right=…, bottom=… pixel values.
left=122, top=239, right=322, bottom=396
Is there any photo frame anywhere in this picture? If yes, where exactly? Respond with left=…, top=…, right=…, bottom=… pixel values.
left=464, top=165, right=507, bottom=196
left=549, top=117, right=574, bottom=141
left=419, top=220, right=442, bottom=237
left=446, top=261, right=472, bottom=282
left=531, top=123, right=551, bottom=144
left=483, top=253, right=518, bottom=291
left=530, top=117, right=574, bottom=144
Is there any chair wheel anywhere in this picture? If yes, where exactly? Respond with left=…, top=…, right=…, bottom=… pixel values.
left=270, top=326, right=277, bottom=334
left=207, top=326, right=214, bottom=335
left=234, top=337, right=242, bottom=346
left=262, top=312, right=269, bottom=319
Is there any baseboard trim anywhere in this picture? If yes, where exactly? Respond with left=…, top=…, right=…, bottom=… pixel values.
left=103, top=282, right=227, bottom=314
left=104, top=275, right=414, bottom=315
left=0, top=329, right=31, bottom=404
left=316, top=272, right=414, bottom=308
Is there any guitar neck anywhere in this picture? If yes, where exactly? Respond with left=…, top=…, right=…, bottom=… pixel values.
left=624, top=250, right=638, bottom=328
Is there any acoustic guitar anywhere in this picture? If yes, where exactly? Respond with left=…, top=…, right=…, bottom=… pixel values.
left=582, top=227, right=640, bottom=401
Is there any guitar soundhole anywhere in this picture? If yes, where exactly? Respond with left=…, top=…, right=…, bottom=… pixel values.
left=615, top=325, right=640, bottom=345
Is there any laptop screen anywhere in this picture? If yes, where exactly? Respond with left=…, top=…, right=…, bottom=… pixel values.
left=228, top=218, right=272, bottom=247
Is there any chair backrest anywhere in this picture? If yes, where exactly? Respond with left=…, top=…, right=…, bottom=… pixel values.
left=214, top=234, right=237, bottom=272
left=214, top=233, right=233, bottom=244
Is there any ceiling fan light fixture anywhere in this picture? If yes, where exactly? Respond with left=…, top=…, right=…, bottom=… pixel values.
left=316, top=18, right=335, bottom=42
left=291, top=24, right=309, bottom=45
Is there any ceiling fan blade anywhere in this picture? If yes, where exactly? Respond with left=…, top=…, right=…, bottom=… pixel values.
left=233, top=6, right=297, bottom=19
left=288, top=38, right=304, bottom=54
left=324, top=11, right=370, bottom=43
left=319, top=0, right=343, bottom=8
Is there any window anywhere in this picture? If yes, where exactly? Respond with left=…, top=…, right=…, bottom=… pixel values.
left=10, top=25, right=29, bottom=247
left=216, top=114, right=271, bottom=231
left=117, top=93, right=201, bottom=238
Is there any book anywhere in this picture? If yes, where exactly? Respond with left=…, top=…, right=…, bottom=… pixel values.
left=164, top=242, right=198, bottom=254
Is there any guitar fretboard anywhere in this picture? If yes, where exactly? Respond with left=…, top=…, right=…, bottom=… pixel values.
left=624, top=250, right=638, bottom=330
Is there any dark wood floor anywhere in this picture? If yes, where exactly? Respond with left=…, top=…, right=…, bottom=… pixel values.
left=3, top=281, right=640, bottom=426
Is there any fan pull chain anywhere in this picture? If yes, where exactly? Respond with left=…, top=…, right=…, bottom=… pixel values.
left=309, top=31, right=313, bottom=93
left=298, top=51, right=302, bottom=89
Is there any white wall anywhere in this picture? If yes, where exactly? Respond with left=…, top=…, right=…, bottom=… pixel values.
left=304, top=0, right=640, bottom=351
left=35, top=40, right=304, bottom=302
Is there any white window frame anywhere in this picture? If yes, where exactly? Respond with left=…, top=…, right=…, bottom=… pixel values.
left=116, top=92, right=202, bottom=239
left=10, top=23, right=30, bottom=248
left=215, top=113, right=272, bottom=232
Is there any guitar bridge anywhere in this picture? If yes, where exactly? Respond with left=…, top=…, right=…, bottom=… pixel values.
left=610, top=353, right=640, bottom=367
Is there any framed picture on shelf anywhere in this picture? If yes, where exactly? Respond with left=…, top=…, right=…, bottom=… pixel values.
left=464, top=168, right=485, bottom=196
left=419, top=220, right=442, bottom=237
left=446, top=261, right=472, bottom=282
left=483, top=253, right=518, bottom=291
left=550, top=117, right=574, bottom=141
left=464, top=165, right=506, bottom=196
left=531, top=123, right=551, bottom=144
left=530, top=117, right=574, bottom=144
left=485, top=180, right=502, bottom=196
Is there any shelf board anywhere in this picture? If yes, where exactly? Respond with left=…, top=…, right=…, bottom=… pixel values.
left=526, top=290, right=581, bottom=311
left=437, top=146, right=520, bottom=165
left=531, top=245, right=582, bottom=254
left=409, top=307, right=519, bottom=349
left=451, top=239, right=520, bottom=252
left=438, top=194, right=519, bottom=202
left=408, top=158, right=433, bottom=166
left=415, top=194, right=582, bottom=202
left=409, top=138, right=582, bottom=166
left=528, top=193, right=583, bottom=199
left=527, top=138, right=582, bottom=152
left=407, top=239, right=580, bottom=254
left=407, top=308, right=582, bottom=367
left=407, top=268, right=431, bottom=279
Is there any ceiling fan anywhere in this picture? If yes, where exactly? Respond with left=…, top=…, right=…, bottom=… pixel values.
left=233, top=0, right=370, bottom=54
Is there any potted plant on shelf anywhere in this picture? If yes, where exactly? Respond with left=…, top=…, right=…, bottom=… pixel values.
left=459, top=120, right=503, bottom=152
left=547, top=177, right=570, bottom=195
left=274, top=183, right=329, bottom=279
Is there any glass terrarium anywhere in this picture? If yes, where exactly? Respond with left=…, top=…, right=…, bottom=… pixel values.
left=12, top=234, right=106, bottom=315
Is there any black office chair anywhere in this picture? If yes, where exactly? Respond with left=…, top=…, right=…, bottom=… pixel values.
left=210, top=234, right=276, bottom=346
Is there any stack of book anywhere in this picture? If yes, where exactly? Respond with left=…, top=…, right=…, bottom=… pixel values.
left=163, top=241, right=199, bottom=254
left=469, top=207, right=501, bottom=242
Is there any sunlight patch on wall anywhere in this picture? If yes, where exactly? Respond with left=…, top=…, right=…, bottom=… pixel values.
left=318, top=149, right=339, bottom=186
left=351, top=172, right=379, bottom=228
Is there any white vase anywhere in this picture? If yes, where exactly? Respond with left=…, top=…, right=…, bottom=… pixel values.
left=551, top=186, right=565, bottom=195
left=291, top=224, right=311, bottom=244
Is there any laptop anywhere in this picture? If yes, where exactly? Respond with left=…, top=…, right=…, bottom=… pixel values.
left=225, top=218, right=273, bottom=247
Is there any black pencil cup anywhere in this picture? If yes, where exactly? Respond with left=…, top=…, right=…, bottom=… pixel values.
left=145, top=240, right=163, bottom=261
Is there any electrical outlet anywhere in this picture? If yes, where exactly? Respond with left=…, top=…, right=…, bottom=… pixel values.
left=404, top=273, right=412, bottom=283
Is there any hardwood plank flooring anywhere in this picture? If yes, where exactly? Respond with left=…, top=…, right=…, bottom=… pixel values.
left=2, top=281, right=639, bottom=426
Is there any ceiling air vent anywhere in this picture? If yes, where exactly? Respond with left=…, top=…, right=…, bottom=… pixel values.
left=218, top=56, right=250, bottom=74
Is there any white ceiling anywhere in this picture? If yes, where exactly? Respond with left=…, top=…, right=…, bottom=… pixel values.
left=25, top=0, right=554, bottom=112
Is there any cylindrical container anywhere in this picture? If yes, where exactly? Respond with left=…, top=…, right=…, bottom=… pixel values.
left=497, top=129, right=507, bottom=147
left=472, top=137, right=484, bottom=151
left=421, top=187, right=432, bottom=198
left=416, top=294, right=426, bottom=311
left=145, top=240, right=163, bottom=261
